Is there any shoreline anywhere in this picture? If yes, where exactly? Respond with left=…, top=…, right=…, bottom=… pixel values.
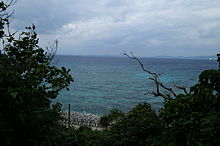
left=61, top=111, right=102, bottom=130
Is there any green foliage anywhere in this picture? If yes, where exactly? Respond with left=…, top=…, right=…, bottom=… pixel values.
left=160, top=69, right=220, bottom=145
left=0, top=2, right=73, bottom=145
left=108, top=103, right=162, bottom=146
left=68, top=104, right=162, bottom=146
left=70, top=126, right=110, bottom=146
left=99, top=109, right=125, bottom=128
left=71, top=104, right=162, bottom=146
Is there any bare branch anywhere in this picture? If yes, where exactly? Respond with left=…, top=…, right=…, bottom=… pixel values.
left=121, top=51, right=159, bottom=77
left=122, top=51, right=180, bottom=102
left=46, top=39, right=58, bottom=65
left=149, top=77, right=172, bottom=101
left=158, top=81, right=177, bottom=97
left=173, top=81, right=188, bottom=94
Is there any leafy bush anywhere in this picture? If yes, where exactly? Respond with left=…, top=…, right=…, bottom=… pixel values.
left=108, top=103, right=162, bottom=145
left=99, top=109, right=125, bottom=128
left=160, top=70, right=220, bottom=145
left=0, top=2, right=73, bottom=145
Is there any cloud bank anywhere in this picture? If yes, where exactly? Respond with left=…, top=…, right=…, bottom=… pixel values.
left=10, top=0, right=220, bottom=56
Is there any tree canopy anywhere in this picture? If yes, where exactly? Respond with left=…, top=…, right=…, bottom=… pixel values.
left=0, top=1, right=73, bottom=145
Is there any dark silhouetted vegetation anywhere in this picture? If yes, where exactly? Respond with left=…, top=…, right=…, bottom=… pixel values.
left=99, top=109, right=125, bottom=129
left=0, top=1, right=73, bottom=145
left=159, top=69, right=220, bottom=145
left=107, top=103, right=162, bottom=145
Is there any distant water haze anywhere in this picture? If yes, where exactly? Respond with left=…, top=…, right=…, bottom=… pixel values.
left=53, top=55, right=217, bottom=115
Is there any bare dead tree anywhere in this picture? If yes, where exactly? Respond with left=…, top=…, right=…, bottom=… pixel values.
left=122, top=51, right=188, bottom=102
left=46, top=39, right=58, bottom=65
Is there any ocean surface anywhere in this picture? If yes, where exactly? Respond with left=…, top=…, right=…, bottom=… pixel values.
left=53, top=55, right=217, bottom=115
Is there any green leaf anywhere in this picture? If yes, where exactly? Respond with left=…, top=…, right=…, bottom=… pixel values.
left=10, top=91, right=18, bottom=98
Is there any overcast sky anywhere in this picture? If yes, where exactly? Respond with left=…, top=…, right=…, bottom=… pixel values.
left=9, top=0, right=220, bottom=57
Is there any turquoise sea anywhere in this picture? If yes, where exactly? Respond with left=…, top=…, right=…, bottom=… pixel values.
left=53, top=55, right=217, bottom=115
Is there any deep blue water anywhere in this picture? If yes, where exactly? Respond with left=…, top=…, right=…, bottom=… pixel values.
left=53, top=55, right=217, bottom=115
